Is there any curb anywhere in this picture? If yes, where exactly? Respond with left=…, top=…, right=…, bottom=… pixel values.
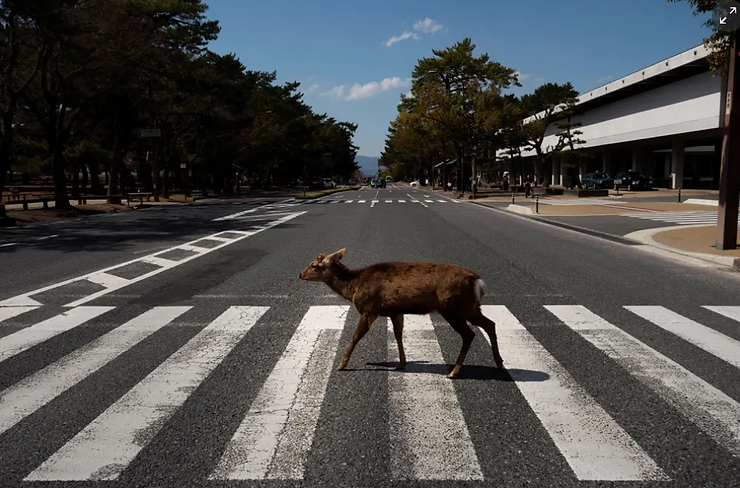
left=624, top=225, right=740, bottom=270
left=472, top=202, right=740, bottom=269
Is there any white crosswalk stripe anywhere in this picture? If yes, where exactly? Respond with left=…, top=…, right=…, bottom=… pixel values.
left=0, top=301, right=739, bottom=483
left=301, top=198, right=454, bottom=205
left=537, top=199, right=628, bottom=205
left=622, top=210, right=738, bottom=225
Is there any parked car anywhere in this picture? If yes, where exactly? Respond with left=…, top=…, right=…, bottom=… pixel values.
left=370, top=179, right=386, bottom=188
left=410, top=180, right=420, bottom=187
left=613, top=171, right=653, bottom=191
left=582, top=172, right=614, bottom=189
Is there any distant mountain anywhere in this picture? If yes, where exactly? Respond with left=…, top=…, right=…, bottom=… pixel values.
left=355, top=155, right=379, bottom=176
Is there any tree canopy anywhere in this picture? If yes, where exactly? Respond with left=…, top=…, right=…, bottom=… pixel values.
left=0, top=0, right=359, bottom=208
left=381, top=38, right=581, bottom=189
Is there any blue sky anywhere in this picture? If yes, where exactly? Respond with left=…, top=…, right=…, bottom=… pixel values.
left=203, top=0, right=713, bottom=158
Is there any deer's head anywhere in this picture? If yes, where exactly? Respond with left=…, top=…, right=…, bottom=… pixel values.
left=299, top=248, right=346, bottom=282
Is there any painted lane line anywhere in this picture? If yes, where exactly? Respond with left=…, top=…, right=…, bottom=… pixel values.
left=86, top=272, right=130, bottom=289
left=398, top=199, right=406, bottom=203
left=386, top=200, right=392, bottom=203
left=212, top=199, right=297, bottom=221
left=0, top=242, right=18, bottom=248
left=211, top=306, right=349, bottom=480
left=387, top=314, right=484, bottom=481
left=0, top=306, right=191, bottom=436
left=625, top=306, right=740, bottom=369
left=424, top=199, right=433, bottom=203
left=25, top=306, right=269, bottom=482
left=0, top=307, right=115, bottom=364
left=480, top=306, right=667, bottom=481
left=0, top=306, right=40, bottom=324
left=140, top=256, right=179, bottom=268
left=371, top=200, right=378, bottom=208
left=0, top=212, right=306, bottom=309
left=407, top=194, right=428, bottom=208
left=345, top=200, right=353, bottom=203
left=547, top=305, right=740, bottom=457
left=704, top=306, right=740, bottom=323
left=358, top=200, right=366, bottom=203
left=437, top=200, right=447, bottom=203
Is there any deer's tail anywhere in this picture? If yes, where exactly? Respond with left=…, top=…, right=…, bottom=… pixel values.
left=473, top=278, right=486, bottom=303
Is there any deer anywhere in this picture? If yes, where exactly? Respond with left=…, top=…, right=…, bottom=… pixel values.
left=299, top=248, right=504, bottom=378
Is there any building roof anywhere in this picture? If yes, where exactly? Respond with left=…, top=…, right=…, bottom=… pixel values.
left=520, top=43, right=712, bottom=124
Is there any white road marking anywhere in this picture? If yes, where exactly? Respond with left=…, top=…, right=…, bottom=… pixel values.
left=387, top=314, right=484, bottom=481
left=212, top=199, right=297, bottom=221
left=625, top=306, right=740, bottom=369
left=704, top=306, right=740, bottom=323
left=0, top=306, right=191, bottom=436
left=480, top=306, right=667, bottom=481
left=0, top=212, right=306, bottom=309
left=371, top=200, right=378, bottom=208
left=0, top=242, right=17, bottom=247
left=86, top=272, right=129, bottom=289
left=398, top=199, right=406, bottom=203
left=424, top=199, right=433, bottom=203
left=358, top=200, right=366, bottom=203
left=547, top=305, right=740, bottom=457
left=25, top=306, right=269, bottom=482
left=0, top=305, right=40, bottom=324
left=437, top=199, right=447, bottom=203
left=0, top=307, right=114, bottom=364
left=386, top=200, right=392, bottom=203
left=407, top=194, right=428, bottom=208
left=345, top=200, right=353, bottom=203
left=210, top=305, right=349, bottom=480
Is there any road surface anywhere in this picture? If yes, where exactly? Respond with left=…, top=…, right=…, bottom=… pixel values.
left=1, top=186, right=739, bottom=488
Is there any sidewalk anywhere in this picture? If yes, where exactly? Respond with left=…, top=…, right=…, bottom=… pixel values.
left=495, top=196, right=740, bottom=270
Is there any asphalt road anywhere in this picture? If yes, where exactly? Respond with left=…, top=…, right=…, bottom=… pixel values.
left=1, top=185, right=740, bottom=488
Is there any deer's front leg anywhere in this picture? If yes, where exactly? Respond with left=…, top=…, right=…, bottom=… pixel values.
left=338, top=313, right=376, bottom=370
left=389, top=314, right=406, bottom=370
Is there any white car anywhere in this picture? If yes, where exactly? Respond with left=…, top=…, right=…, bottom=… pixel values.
left=410, top=180, right=420, bottom=187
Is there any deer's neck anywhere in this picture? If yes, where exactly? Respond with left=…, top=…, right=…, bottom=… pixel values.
left=327, top=262, right=360, bottom=301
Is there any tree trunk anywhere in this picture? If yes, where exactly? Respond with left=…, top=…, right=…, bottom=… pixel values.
left=0, top=163, right=7, bottom=218
left=52, top=145, right=72, bottom=210
left=71, top=158, right=80, bottom=197
left=81, top=159, right=89, bottom=194
left=109, top=114, right=123, bottom=204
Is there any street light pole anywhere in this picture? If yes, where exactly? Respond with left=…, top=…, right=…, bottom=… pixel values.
left=717, top=30, right=740, bottom=250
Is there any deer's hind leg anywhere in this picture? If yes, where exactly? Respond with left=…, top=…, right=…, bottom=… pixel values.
left=338, top=312, right=377, bottom=371
left=440, top=311, right=475, bottom=379
left=467, top=307, right=504, bottom=370
left=389, top=314, right=406, bottom=370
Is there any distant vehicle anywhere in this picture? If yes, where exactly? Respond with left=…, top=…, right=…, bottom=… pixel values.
left=410, top=180, right=420, bottom=187
left=385, top=176, right=393, bottom=182
left=582, top=172, right=614, bottom=189
left=613, top=171, right=653, bottom=191
left=371, top=179, right=381, bottom=188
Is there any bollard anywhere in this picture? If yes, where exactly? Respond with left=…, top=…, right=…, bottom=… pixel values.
left=512, top=192, right=515, bottom=204
left=536, top=195, right=539, bottom=214
left=678, top=186, right=681, bottom=203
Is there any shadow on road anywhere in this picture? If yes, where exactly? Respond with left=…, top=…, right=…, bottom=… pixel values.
left=364, top=361, right=549, bottom=381
left=0, top=201, right=307, bottom=255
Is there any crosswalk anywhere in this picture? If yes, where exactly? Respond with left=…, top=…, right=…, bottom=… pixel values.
left=536, top=198, right=628, bottom=205
left=1, top=301, right=740, bottom=484
left=623, top=210, right=739, bottom=225
left=301, top=198, right=455, bottom=205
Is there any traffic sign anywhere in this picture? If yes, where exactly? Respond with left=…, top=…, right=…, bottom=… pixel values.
left=123, top=155, right=134, bottom=166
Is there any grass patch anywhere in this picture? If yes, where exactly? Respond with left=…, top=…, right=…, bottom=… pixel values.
left=295, top=186, right=361, bottom=199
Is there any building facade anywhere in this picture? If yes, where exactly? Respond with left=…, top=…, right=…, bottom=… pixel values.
left=503, top=44, right=726, bottom=190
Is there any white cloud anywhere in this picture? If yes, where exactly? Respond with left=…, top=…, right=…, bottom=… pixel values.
left=322, top=77, right=411, bottom=101
left=413, top=17, right=444, bottom=34
left=306, top=84, right=319, bottom=95
left=533, top=77, right=546, bottom=86
left=320, top=85, right=347, bottom=99
left=514, top=72, right=530, bottom=82
left=385, top=31, right=419, bottom=47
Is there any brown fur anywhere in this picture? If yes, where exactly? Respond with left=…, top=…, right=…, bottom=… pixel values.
left=299, top=248, right=504, bottom=378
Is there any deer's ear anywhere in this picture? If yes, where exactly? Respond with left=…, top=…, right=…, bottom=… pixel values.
left=329, top=248, right=346, bottom=263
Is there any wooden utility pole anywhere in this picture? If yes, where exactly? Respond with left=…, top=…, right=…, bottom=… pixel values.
left=717, top=31, right=740, bottom=250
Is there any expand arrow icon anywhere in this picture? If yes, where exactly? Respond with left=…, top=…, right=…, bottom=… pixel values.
left=721, top=16, right=728, bottom=24
left=732, top=6, right=738, bottom=14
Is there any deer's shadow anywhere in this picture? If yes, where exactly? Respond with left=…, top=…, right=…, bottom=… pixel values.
left=357, top=361, right=549, bottom=382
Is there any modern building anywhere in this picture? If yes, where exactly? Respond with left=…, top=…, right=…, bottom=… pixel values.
left=503, top=43, right=725, bottom=190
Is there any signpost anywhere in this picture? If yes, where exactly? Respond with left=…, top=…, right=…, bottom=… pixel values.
left=123, top=155, right=134, bottom=167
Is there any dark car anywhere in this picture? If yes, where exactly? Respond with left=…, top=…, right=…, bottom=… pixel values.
left=370, top=179, right=381, bottom=188
left=582, top=172, right=614, bottom=189
left=613, top=171, right=653, bottom=191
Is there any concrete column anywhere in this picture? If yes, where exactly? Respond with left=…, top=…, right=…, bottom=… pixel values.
left=671, top=139, right=685, bottom=190
left=664, top=153, right=671, bottom=181
left=631, top=147, right=643, bottom=172
left=551, top=157, right=561, bottom=186
left=602, top=150, right=612, bottom=174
